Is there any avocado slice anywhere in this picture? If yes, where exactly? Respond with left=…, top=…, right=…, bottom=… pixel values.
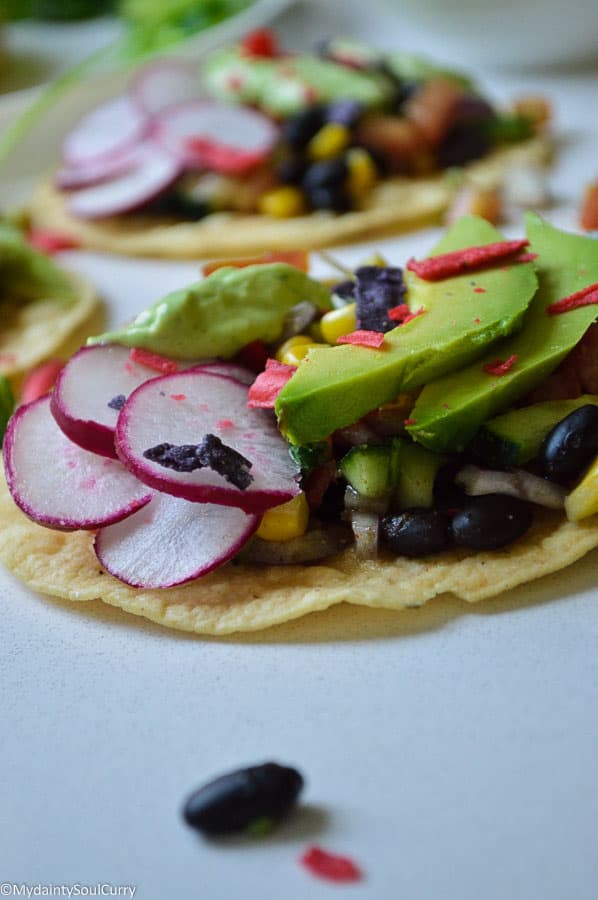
left=276, top=217, right=537, bottom=445
left=474, top=395, right=598, bottom=467
left=409, top=215, right=598, bottom=452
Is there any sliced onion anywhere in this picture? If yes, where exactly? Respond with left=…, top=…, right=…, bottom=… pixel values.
left=344, top=485, right=389, bottom=515
left=278, top=302, right=319, bottom=343
left=350, top=510, right=379, bottom=559
left=238, top=525, right=352, bottom=564
left=456, top=465, right=566, bottom=509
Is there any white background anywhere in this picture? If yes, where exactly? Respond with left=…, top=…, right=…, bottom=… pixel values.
left=1, top=2, right=598, bottom=898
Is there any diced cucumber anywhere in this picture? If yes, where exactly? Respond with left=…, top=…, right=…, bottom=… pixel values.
left=0, top=376, right=15, bottom=446
left=339, top=440, right=400, bottom=499
left=474, top=395, right=598, bottom=467
left=288, top=441, right=330, bottom=477
left=396, top=439, right=445, bottom=509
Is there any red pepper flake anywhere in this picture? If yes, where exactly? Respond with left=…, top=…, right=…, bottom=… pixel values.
left=482, top=354, right=518, bottom=376
left=299, top=845, right=363, bottom=884
left=247, top=359, right=295, bottom=409
left=473, top=317, right=482, bottom=324
left=217, top=418, right=234, bottom=429
left=473, top=287, right=486, bottom=293
left=239, top=28, right=279, bottom=57
left=546, top=282, right=598, bottom=316
left=130, top=348, right=179, bottom=375
left=388, top=304, right=425, bottom=325
left=404, top=417, right=417, bottom=426
left=28, top=229, right=79, bottom=254
left=406, top=239, right=530, bottom=281
left=170, top=394, right=187, bottom=401
left=336, top=330, right=385, bottom=349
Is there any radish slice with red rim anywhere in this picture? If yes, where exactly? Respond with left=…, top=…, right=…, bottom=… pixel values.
left=95, top=491, right=258, bottom=588
left=51, top=344, right=175, bottom=459
left=62, top=96, right=148, bottom=167
left=3, top=396, right=152, bottom=531
left=67, top=145, right=182, bottom=219
left=56, top=144, right=145, bottom=191
left=191, top=361, right=255, bottom=385
left=154, top=100, right=278, bottom=174
left=115, top=370, right=300, bottom=513
left=130, top=61, right=201, bottom=118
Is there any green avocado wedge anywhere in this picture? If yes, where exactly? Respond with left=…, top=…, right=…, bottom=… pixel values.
left=0, top=223, right=76, bottom=304
left=408, top=214, right=598, bottom=453
left=88, top=263, right=331, bottom=360
left=276, top=217, right=537, bottom=445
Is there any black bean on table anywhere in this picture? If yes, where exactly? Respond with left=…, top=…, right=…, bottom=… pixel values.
left=451, top=494, right=533, bottom=551
left=380, top=509, right=451, bottom=557
left=183, top=762, right=304, bottom=836
left=538, top=405, right=598, bottom=482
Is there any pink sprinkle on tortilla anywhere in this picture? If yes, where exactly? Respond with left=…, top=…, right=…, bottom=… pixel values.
left=336, top=330, right=385, bottom=349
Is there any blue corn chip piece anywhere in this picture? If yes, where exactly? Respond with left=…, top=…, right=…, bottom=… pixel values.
left=107, top=394, right=127, bottom=411
left=354, top=265, right=406, bottom=333
left=143, top=434, right=254, bottom=490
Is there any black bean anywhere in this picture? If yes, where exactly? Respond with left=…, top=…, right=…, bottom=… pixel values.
left=433, top=461, right=468, bottom=513
left=436, top=122, right=491, bottom=169
left=538, top=405, right=598, bottom=483
left=451, top=494, right=533, bottom=551
left=281, top=106, right=326, bottom=149
left=302, top=158, right=349, bottom=192
left=182, top=762, right=304, bottom=836
left=276, top=156, right=309, bottom=185
left=307, top=185, right=351, bottom=213
left=380, top=508, right=451, bottom=557
left=325, top=99, right=364, bottom=128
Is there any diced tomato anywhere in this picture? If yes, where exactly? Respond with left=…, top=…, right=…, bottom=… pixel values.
left=129, top=348, right=179, bottom=374
left=336, top=330, right=385, bottom=349
left=28, top=229, right=79, bottom=254
left=240, top=28, right=279, bottom=58
left=406, top=239, right=530, bottom=281
left=20, top=359, right=64, bottom=404
left=247, top=359, right=295, bottom=409
left=202, top=250, right=309, bottom=276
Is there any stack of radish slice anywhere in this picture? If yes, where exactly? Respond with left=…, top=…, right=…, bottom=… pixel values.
left=3, top=345, right=300, bottom=589
left=56, top=62, right=279, bottom=219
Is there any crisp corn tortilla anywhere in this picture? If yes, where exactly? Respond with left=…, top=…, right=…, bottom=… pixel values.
left=1, top=467, right=597, bottom=636
left=0, top=271, right=102, bottom=385
left=28, top=138, right=549, bottom=260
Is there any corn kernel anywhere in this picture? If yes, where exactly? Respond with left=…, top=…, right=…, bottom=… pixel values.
left=565, top=455, right=598, bottom=521
left=320, top=303, right=356, bottom=344
left=258, top=186, right=305, bottom=218
left=275, top=334, right=312, bottom=362
left=308, top=123, right=351, bottom=161
left=256, top=492, right=310, bottom=541
left=280, top=342, right=323, bottom=366
left=358, top=251, right=388, bottom=268
left=346, top=148, right=378, bottom=196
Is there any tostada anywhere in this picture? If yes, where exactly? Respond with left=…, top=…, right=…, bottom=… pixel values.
left=2, top=214, right=598, bottom=635
left=28, top=32, right=550, bottom=258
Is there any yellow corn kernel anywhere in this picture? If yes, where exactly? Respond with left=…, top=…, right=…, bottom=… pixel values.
left=358, top=251, right=388, bottom=268
left=564, top=455, right=598, bottom=521
left=258, top=186, right=305, bottom=218
left=256, top=492, right=310, bottom=542
left=280, top=342, right=323, bottom=367
left=320, top=303, right=356, bottom=344
left=346, top=148, right=378, bottom=196
left=275, top=334, right=312, bottom=362
left=308, top=123, right=351, bottom=161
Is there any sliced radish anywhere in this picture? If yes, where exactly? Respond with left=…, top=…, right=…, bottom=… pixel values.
left=95, top=491, right=257, bottom=588
left=51, top=344, right=169, bottom=459
left=191, top=361, right=255, bottom=386
left=130, top=61, right=201, bottom=118
left=56, top=144, right=145, bottom=190
left=67, top=145, right=182, bottom=219
left=153, top=100, right=278, bottom=174
left=63, top=96, right=147, bottom=167
left=3, top=396, right=151, bottom=531
left=115, top=370, right=299, bottom=513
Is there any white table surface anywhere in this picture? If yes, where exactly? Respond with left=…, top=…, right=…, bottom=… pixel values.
left=1, top=3, right=598, bottom=898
